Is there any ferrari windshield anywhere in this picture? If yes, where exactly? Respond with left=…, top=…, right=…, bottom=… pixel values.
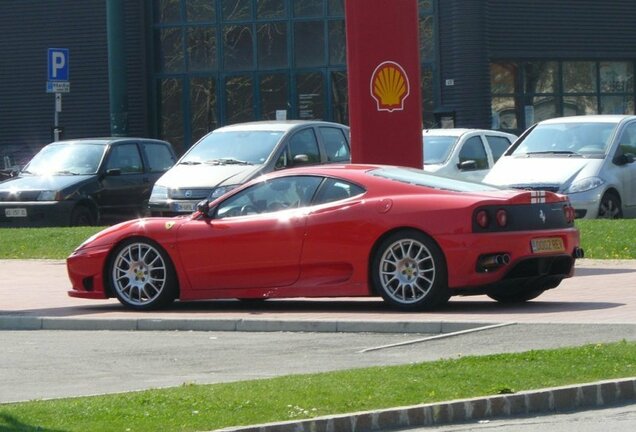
left=22, top=143, right=106, bottom=176
left=512, top=122, right=617, bottom=157
left=181, top=130, right=284, bottom=165
left=422, top=135, right=457, bottom=164
left=371, top=166, right=500, bottom=192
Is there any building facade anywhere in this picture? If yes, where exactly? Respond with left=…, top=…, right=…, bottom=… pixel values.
left=1, top=0, right=635, bottom=162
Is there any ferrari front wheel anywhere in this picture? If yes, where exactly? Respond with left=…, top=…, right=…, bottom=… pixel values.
left=371, top=230, right=449, bottom=311
left=108, top=238, right=177, bottom=310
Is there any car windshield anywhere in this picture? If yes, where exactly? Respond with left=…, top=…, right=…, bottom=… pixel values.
left=181, top=130, right=284, bottom=165
left=422, top=135, right=457, bottom=164
left=512, top=122, right=617, bottom=157
left=370, top=166, right=501, bottom=192
left=22, top=143, right=106, bottom=175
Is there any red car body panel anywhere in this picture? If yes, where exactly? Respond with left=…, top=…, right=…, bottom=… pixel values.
left=67, top=165, right=581, bottom=305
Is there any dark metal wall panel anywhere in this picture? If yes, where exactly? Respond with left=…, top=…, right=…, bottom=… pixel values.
left=0, top=0, right=148, bottom=164
left=486, top=0, right=636, bottom=59
left=437, top=0, right=492, bottom=128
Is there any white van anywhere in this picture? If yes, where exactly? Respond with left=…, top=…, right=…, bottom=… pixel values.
left=148, top=120, right=350, bottom=216
left=483, top=115, right=636, bottom=219
left=422, top=129, right=517, bottom=181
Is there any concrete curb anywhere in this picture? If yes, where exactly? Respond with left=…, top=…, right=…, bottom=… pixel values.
left=0, top=316, right=495, bottom=333
left=214, top=377, right=636, bottom=432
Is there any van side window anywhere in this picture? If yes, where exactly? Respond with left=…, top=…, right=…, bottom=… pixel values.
left=107, top=144, right=143, bottom=173
left=288, top=129, right=320, bottom=164
left=485, top=135, right=512, bottom=163
left=458, top=137, right=488, bottom=170
left=617, top=124, right=636, bottom=156
left=319, top=127, right=350, bottom=162
left=143, top=143, right=176, bottom=172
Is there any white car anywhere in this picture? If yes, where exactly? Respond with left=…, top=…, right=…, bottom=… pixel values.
left=483, top=115, right=636, bottom=219
left=148, top=120, right=350, bottom=216
left=422, top=129, right=517, bottom=181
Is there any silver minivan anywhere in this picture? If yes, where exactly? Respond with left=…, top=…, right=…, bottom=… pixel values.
left=484, top=115, right=636, bottom=219
left=148, top=120, right=350, bottom=216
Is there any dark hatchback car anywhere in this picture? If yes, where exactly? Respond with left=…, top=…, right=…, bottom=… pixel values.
left=0, top=138, right=176, bottom=227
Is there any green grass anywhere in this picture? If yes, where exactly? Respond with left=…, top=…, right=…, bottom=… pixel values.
left=0, top=341, right=634, bottom=432
left=0, top=220, right=635, bottom=260
left=576, top=219, right=636, bottom=259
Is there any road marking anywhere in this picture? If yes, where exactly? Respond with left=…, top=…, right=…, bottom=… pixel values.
left=359, top=322, right=517, bottom=353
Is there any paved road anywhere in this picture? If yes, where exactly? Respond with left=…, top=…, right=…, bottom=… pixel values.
left=2, top=258, right=636, bottom=325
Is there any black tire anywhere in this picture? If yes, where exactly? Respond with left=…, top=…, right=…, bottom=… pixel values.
left=371, top=230, right=450, bottom=311
left=598, top=191, right=623, bottom=219
left=488, top=288, right=545, bottom=303
left=70, top=205, right=95, bottom=226
left=107, top=238, right=178, bottom=310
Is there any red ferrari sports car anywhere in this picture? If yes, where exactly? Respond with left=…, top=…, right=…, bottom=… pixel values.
left=67, top=164, right=583, bottom=311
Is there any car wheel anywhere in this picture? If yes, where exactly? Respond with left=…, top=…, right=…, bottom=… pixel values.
left=598, top=191, right=623, bottom=219
left=371, top=230, right=449, bottom=311
left=488, top=288, right=544, bottom=303
left=108, top=238, right=177, bottom=310
left=70, top=205, right=95, bottom=226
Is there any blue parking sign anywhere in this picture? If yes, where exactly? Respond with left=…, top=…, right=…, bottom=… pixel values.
left=48, top=48, right=69, bottom=81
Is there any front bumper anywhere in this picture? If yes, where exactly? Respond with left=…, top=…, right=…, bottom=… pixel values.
left=148, top=199, right=200, bottom=216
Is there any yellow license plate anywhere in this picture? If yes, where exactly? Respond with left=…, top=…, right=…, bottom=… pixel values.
left=531, top=237, right=565, bottom=253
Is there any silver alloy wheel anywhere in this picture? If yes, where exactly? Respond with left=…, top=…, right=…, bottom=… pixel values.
left=379, top=238, right=436, bottom=304
left=111, top=241, right=167, bottom=307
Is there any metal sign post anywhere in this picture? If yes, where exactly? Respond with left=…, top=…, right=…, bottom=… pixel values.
left=46, top=48, right=70, bottom=141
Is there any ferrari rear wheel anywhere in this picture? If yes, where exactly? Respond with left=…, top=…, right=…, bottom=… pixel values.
left=372, top=230, right=449, bottom=311
left=108, top=238, right=177, bottom=310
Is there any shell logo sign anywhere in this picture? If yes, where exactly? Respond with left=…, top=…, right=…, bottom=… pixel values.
left=370, top=61, right=410, bottom=112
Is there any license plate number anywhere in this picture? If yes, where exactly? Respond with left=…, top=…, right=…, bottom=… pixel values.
left=176, top=202, right=196, bottom=212
left=5, top=208, right=27, bottom=217
left=531, top=237, right=564, bottom=253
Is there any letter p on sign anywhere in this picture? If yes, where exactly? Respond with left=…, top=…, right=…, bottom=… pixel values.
left=48, top=48, right=69, bottom=81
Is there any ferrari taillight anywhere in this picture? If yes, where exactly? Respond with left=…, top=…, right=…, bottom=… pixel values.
left=564, top=204, right=575, bottom=223
left=476, top=210, right=489, bottom=228
left=496, top=209, right=508, bottom=227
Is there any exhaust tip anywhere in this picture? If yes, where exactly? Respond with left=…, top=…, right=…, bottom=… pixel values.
left=573, top=247, right=585, bottom=259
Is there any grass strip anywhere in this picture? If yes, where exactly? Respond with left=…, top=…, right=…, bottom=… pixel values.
left=0, top=341, right=635, bottom=432
left=0, top=219, right=635, bottom=260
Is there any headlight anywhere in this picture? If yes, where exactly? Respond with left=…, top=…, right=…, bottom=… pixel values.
left=149, top=185, right=168, bottom=202
left=564, top=177, right=605, bottom=194
left=210, top=185, right=238, bottom=199
left=37, top=190, right=59, bottom=201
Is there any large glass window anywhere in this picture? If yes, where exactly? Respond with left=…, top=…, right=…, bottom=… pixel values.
left=297, top=73, right=324, bottom=120
left=159, top=78, right=184, bottom=154
left=156, top=28, right=184, bottom=72
left=257, top=23, right=288, bottom=69
left=294, top=21, right=325, bottom=68
left=491, top=60, right=635, bottom=133
left=294, top=0, right=324, bottom=17
left=223, top=25, right=254, bottom=70
left=257, top=0, right=287, bottom=19
left=260, top=74, right=288, bottom=120
left=225, top=75, right=255, bottom=123
left=190, top=77, right=218, bottom=143
left=186, top=0, right=216, bottom=22
left=188, top=27, right=216, bottom=71
left=222, top=0, right=252, bottom=21
left=330, top=71, right=348, bottom=124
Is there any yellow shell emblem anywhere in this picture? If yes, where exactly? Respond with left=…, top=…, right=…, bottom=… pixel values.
left=370, top=61, right=410, bottom=112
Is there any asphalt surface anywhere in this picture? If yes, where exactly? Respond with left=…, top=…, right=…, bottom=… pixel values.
left=1, top=258, right=636, bottom=431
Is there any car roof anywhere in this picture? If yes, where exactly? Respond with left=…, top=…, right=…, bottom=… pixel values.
left=49, top=137, right=170, bottom=146
left=538, top=115, right=636, bottom=125
left=422, top=128, right=516, bottom=138
left=213, top=120, right=349, bottom=133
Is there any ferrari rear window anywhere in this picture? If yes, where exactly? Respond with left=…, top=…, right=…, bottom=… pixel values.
left=370, top=167, right=501, bottom=192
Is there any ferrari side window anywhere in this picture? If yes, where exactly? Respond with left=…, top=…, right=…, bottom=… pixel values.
left=216, top=176, right=322, bottom=218
left=313, top=178, right=365, bottom=205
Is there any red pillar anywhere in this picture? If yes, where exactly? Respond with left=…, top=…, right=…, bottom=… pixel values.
left=345, top=0, right=423, bottom=168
